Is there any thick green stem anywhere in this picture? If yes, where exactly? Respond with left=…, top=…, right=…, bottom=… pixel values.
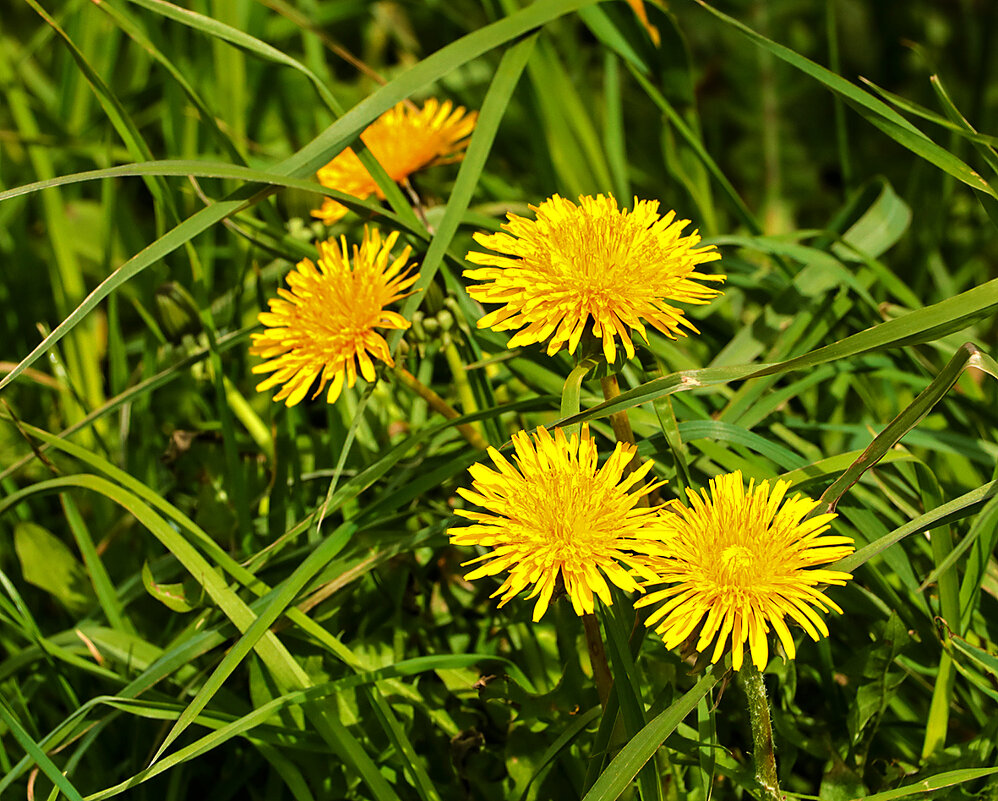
left=740, top=663, right=782, bottom=801
left=393, top=366, right=488, bottom=451
left=441, top=335, right=483, bottom=439
left=599, top=374, right=636, bottom=446
left=560, top=361, right=613, bottom=709
left=600, top=374, right=651, bottom=506
left=582, top=612, right=612, bottom=709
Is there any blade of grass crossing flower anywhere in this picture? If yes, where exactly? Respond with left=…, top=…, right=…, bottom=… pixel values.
left=393, top=33, right=538, bottom=344
left=561, top=359, right=598, bottom=437
left=0, top=698, right=85, bottom=801
left=120, top=0, right=423, bottom=234
left=582, top=665, right=723, bottom=801
left=559, top=278, right=998, bottom=429
left=694, top=0, right=998, bottom=200
left=0, top=0, right=599, bottom=395
left=0, top=160, right=432, bottom=219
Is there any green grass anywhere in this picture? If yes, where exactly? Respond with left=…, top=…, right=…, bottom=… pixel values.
left=2, top=1, right=998, bottom=799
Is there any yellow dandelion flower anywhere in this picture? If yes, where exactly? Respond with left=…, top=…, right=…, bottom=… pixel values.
left=249, top=227, right=417, bottom=406
left=449, top=424, right=666, bottom=622
left=464, top=194, right=724, bottom=363
left=312, top=99, right=477, bottom=224
left=636, top=471, right=854, bottom=671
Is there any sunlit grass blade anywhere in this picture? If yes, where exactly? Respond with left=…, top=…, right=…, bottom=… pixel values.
left=693, top=0, right=998, bottom=199
left=0, top=698, right=86, bottom=801
left=581, top=665, right=724, bottom=801
left=0, top=0, right=598, bottom=395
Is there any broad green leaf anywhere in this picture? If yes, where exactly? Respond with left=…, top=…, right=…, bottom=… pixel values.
left=141, top=561, right=200, bottom=613
left=14, top=522, right=95, bottom=615
left=831, top=181, right=912, bottom=261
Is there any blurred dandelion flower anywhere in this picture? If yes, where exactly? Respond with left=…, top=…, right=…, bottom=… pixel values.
left=464, top=194, right=724, bottom=363
left=637, top=471, right=854, bottom=671
left=250, top=227, right=417, bottom=406
left=312, top=99, right=477, bottom=224
left=450, top=424, right=665, bottom=621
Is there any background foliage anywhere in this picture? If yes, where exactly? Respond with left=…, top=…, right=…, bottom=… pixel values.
left=2, top=0, right=998, bottom=799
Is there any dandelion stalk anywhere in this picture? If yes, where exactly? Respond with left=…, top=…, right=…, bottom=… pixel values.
left=393, top=365, right=487, bottom=451
left=582, top=611, right=613, bottom=708
left=740, top=662, right=782, bottom=801
left=561, top=359, right=613, bottom=708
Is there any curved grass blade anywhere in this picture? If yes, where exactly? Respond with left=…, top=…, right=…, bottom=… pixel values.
left=150, top=521, right=357, bottom=761
left=0, top=0, right=599, bottom=396
left=693, top=1, right=997, bottom=199
left=0, top=698, right=85, bottom=801
left=558, top=274, right=998, bottom=428
left=581, top=664, right=723, bottom=801
left=816, top=343, right=997, bottom=513
left=394, top=32, right=539, bottom=342
left=514, top=706, right=602, bottom=801
left=836, top=479, right=998, bottom=574
left=850, top=767, right=998, bottom=801
left=0, top=474, right=400, bottom=801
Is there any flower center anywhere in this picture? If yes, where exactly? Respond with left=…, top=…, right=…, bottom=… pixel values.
left=719, top=544, right=755, bottom=577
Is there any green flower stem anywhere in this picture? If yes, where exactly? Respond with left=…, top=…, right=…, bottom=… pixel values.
left=740, top=662, right=783, bottom=801
left=582, top=612, right=613, bottom=709
left=441, top=335, right=484, bottom=440
left=600, top=373, right=651, bottom=506
left=599, top=373, right=636, bottom=446
left=393, top=366, right=488, bottom=451
left=561, top=361, right=613, bottom=710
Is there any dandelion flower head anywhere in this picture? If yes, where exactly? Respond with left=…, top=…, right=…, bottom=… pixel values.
left=450, top=424, right=667, bottom=622
left=313, top=99, right=477, bottom=224
left=637, top=471, right=854, bottom=670
left=464, top=194, right=724, bottom=363
left=250, top=227, right=417, bottom=406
